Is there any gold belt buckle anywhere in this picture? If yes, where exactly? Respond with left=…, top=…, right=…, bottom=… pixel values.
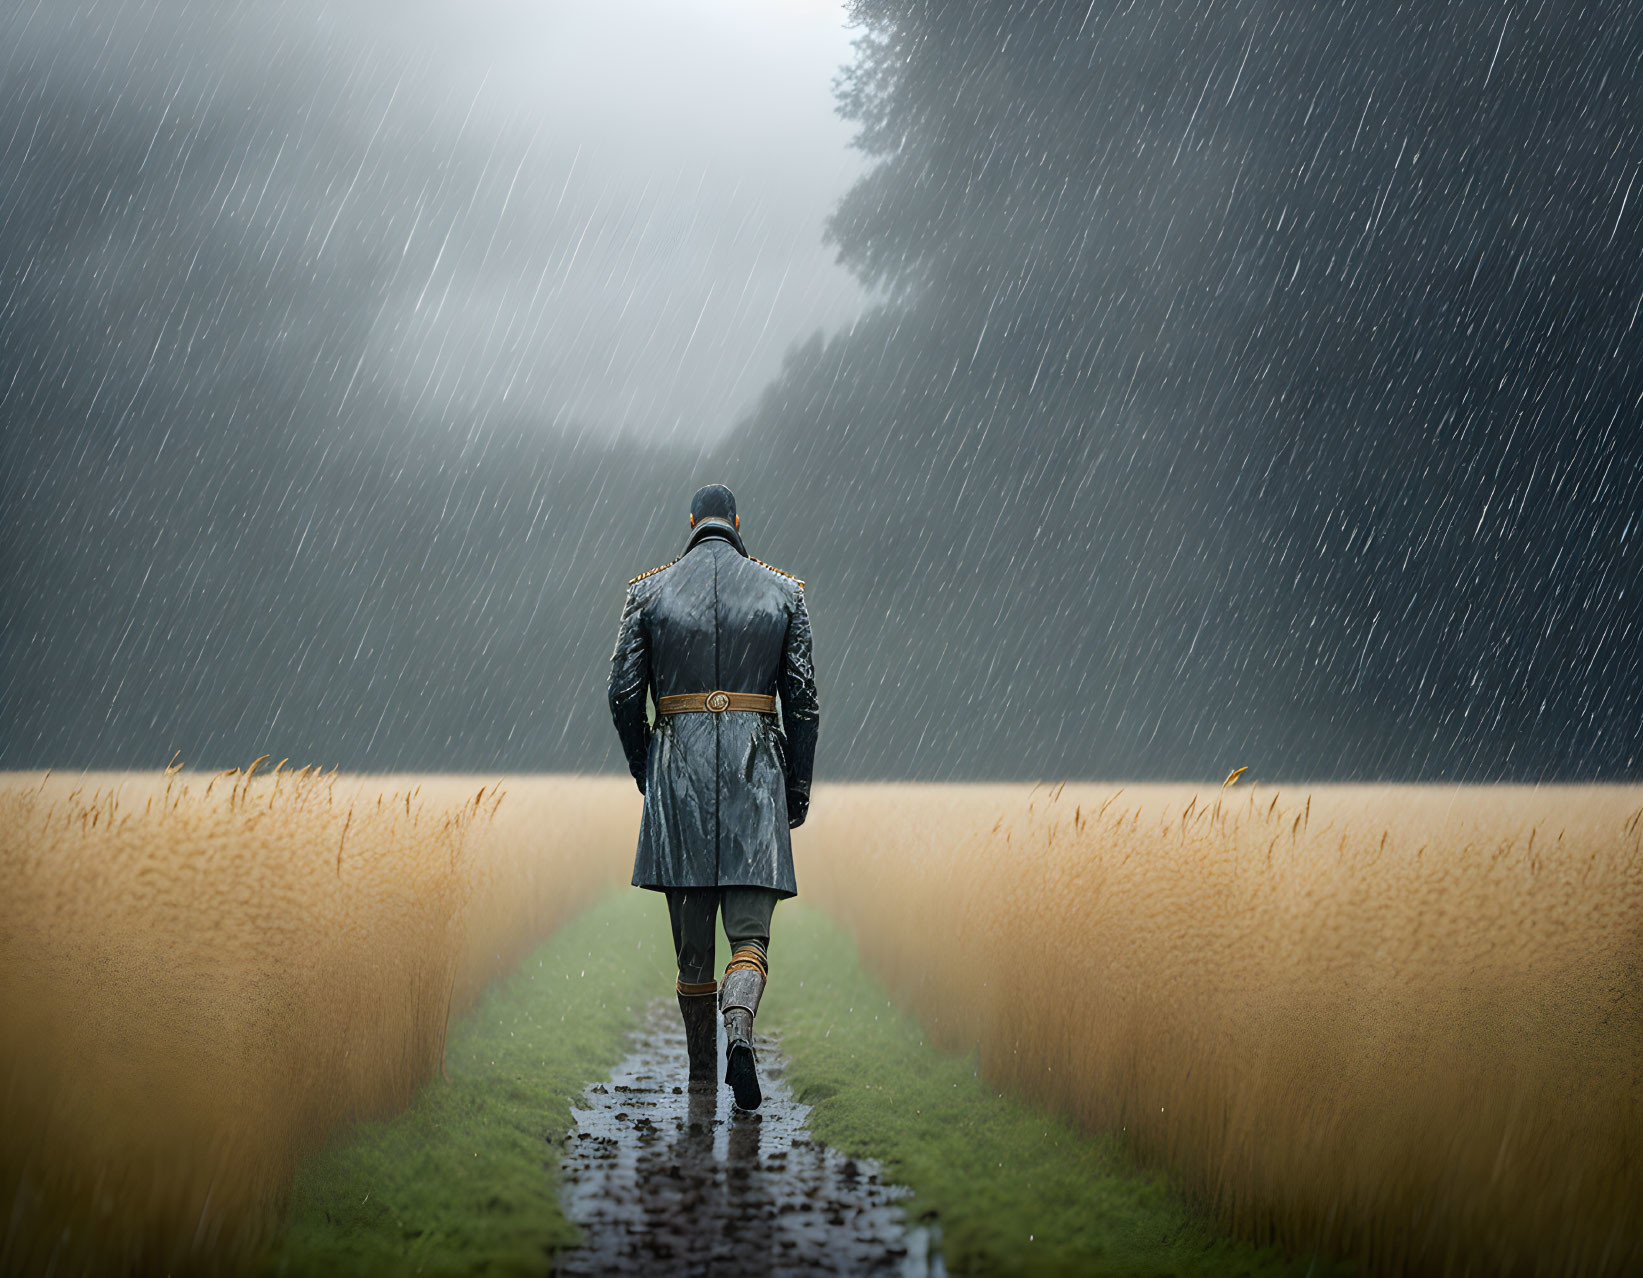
left=704, top=690, right=732, bottom=712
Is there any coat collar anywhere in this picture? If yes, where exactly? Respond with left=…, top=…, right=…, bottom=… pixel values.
left=684, top=516, right=747, bottom=557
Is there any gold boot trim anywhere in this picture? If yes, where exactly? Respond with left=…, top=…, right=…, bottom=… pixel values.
left=724, top=944, right=768, bottom=979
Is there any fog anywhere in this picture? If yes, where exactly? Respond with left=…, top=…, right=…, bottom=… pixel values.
left=0, top=0, right=864, bottom=444
left=3, top=0, right=1639, bottom=781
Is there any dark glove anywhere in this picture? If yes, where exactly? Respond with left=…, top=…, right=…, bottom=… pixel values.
left=786, top=787, right=809, bottom=829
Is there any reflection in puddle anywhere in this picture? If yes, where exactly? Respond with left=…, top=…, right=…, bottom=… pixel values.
left=556, top=999, right=945, bottom=1276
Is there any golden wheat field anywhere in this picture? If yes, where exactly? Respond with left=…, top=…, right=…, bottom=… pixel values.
left=798, top=782, right=1643, bottom=1278
left=2, top=773, right=1639, bottom=1277
left=0, top=766, right=636, bottom=1276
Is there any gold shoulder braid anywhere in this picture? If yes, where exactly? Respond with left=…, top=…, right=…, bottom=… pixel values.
left=750, top=556, right=804, bottom=588
left=627, top=560, right=676, bottom=586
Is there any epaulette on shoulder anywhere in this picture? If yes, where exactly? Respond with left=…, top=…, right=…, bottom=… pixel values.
left=627, top=560, right=676, bottom=586
left=750, top=556, right=804, bottom=589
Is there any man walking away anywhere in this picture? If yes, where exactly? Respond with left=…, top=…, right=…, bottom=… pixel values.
left=607, top=483, right=819, bottom=1109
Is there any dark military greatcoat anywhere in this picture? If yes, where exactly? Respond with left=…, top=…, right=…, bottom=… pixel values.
left=607, top=517, right=818, bottom=897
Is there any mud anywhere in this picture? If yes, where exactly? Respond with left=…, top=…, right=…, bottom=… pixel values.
left=556, top=999, right=944, bottom=1276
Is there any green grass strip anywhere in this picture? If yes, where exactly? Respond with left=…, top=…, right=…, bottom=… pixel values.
left=760, top=901, right=1351, bottom=1278
left=266, top=888, right=674, bottom=1277
left=269, top=888, right=1351, bottom=1277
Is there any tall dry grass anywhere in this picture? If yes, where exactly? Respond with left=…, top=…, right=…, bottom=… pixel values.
left=797, top=782, right=1643, bottom=1277
left=0, top=766, right=635, bottom=1276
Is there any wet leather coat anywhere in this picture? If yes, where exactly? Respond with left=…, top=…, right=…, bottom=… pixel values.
left=607, top=518, right=818, bottom=898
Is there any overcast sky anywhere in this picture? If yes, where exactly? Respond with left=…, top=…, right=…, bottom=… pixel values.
left=4, top=0, right=867, bottom=444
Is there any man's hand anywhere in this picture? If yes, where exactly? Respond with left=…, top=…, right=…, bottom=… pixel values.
left=786, top=789, right=808, bottom=829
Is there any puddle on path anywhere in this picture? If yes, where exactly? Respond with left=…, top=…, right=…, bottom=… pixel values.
left=555, top=998, right=945, bottom=1277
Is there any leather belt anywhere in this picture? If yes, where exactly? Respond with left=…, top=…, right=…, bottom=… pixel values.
left=657, top=691, right=776, bottom=715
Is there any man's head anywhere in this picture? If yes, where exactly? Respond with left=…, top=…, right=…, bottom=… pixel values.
left=689, top=483, right=738, bottom=530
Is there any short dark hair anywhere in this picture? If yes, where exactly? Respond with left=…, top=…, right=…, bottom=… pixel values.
left=690, top=483, right=737, bottom=524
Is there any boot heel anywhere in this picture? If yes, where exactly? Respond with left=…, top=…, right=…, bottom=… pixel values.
left=725, top=1040, right=762, bottom=1110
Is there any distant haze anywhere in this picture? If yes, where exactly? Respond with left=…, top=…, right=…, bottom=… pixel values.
left=0, top=0, right=865, bottom=445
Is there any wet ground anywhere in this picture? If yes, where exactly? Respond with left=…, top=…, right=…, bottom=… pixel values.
left=555, top=999, right=945, bottom=1277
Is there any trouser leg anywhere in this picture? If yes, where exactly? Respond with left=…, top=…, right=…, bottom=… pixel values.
left=719, top=888, right=778, bottom=1109
left=720, top=887, right=776, bottom=1025
left=720, top=886, right=777, bottom=957
left=665, top=889, right=720, bottom=1086
left=666, top=888, right=720, bottom=986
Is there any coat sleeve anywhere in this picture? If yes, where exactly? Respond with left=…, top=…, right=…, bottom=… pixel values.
left=607, top=584, right=651, bottom=792
left=777, top=586, right=819, bottom=827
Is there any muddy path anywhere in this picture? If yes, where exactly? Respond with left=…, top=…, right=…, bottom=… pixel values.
left=555, top=999, right=944, bottom=1276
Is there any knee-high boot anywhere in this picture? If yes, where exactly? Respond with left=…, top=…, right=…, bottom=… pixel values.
left=676, top=979, right=719, bottom=1089
left=720, top=944, right=767, bottom=1110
